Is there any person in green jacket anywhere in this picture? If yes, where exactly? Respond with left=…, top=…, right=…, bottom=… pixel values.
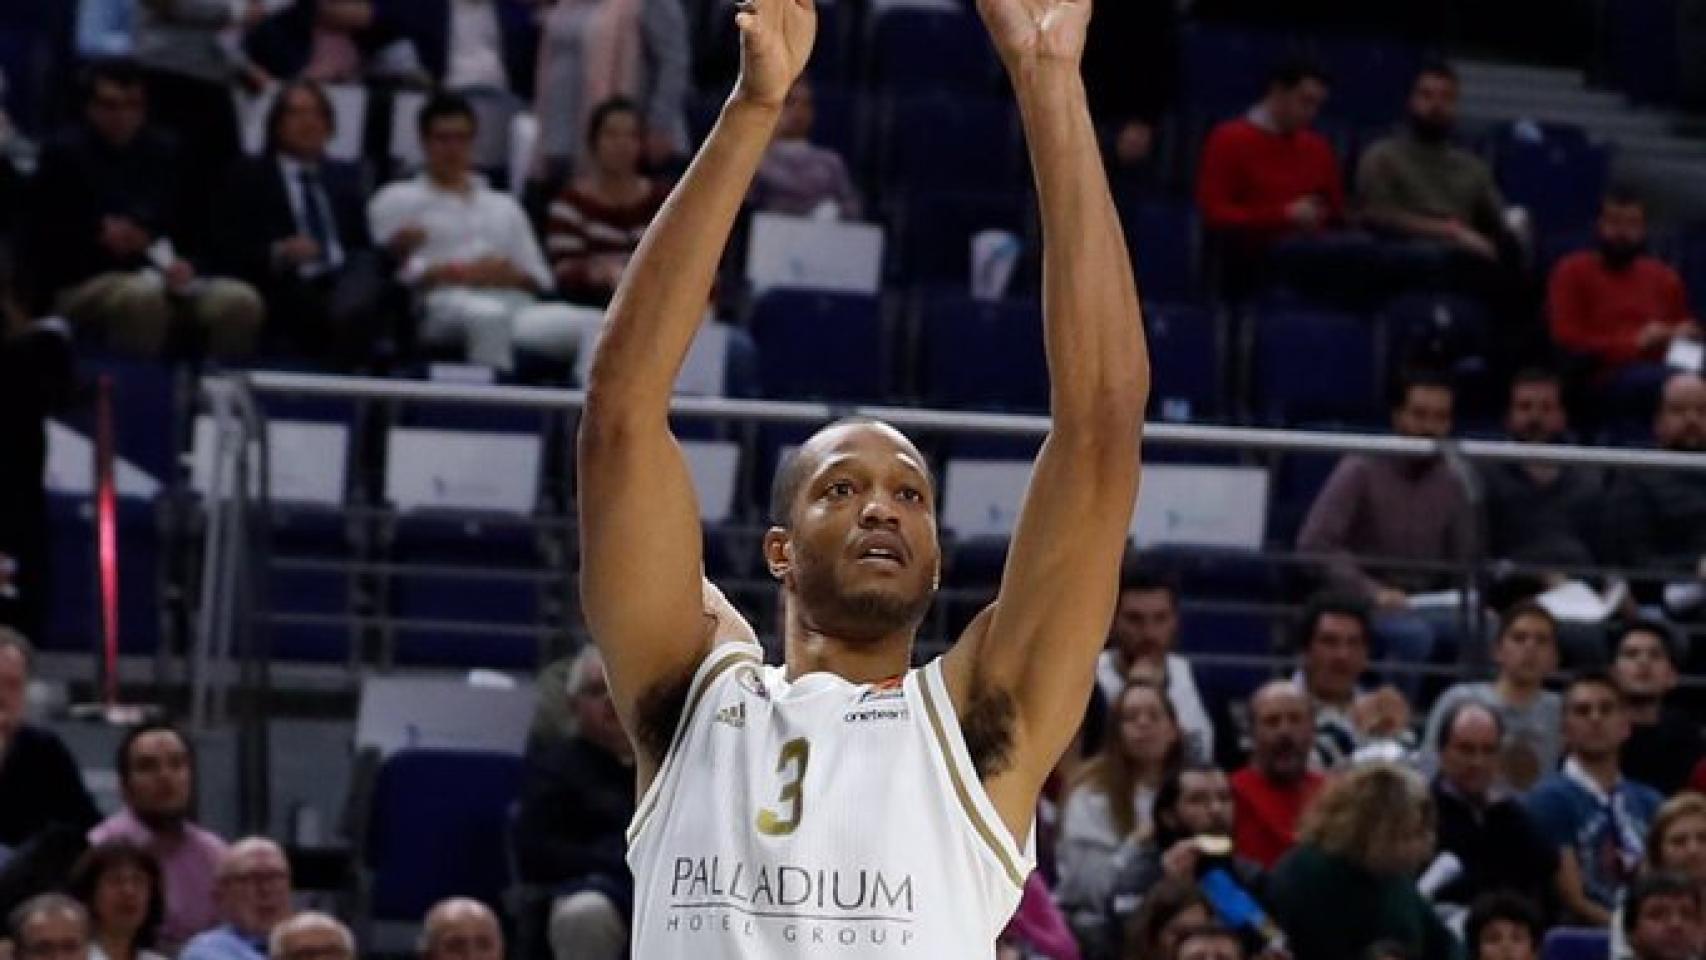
left=1268, top=763, right=1464, bottom=960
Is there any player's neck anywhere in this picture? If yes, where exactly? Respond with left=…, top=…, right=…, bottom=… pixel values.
left=783, top=621, right=914, bottom=684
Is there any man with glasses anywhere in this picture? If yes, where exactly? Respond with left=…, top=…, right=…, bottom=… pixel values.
left=180, top=839, right=292, bottom=960
left=1525, top=671, right=1662, bottom=927
left=8, top=894, right=90, bottom=960
left=513, top=647, right=633, bottom=960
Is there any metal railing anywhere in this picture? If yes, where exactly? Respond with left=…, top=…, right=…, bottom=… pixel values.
left=190, top=370, right=1706, bottom=827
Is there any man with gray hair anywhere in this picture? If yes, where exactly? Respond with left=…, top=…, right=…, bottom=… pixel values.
left=9, top=893, right=90, bottom=960
left=419, top=898, right=501, bottom=960
left=180, top=838, right=293, bottom=960
left=511, top=646, right=632, bottom=960
left=268, top=912, right=353, bottom=960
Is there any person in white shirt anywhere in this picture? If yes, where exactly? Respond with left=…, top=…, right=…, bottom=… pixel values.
left=368, top=92, right=597, bottom=372
left=1096, top=561, right=1215, bottom=764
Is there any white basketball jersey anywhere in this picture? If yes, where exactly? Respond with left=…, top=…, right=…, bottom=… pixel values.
left=627, top=642, right=1034, bottom=959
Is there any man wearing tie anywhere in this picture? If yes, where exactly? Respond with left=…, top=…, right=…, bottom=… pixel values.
left=212, top=80, right=388, bottom=366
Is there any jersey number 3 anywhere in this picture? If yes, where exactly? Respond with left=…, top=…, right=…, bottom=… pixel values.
left=756, top=737, right=811, bottom=836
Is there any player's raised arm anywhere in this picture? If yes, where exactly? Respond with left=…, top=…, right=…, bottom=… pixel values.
left=945, top=0, right=1150, bottom=800
left=577, top=0, right=815, bottom=768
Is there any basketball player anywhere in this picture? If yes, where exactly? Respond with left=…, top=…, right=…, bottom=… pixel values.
left=576, top=0, right=1149, bottom=951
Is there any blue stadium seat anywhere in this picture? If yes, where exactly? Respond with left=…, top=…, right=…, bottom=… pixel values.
left=1311, top=36, right=1425, bottom=127
left=1493, top=123, right=1610, bottom=236
left=1267, top=450, right=1342, bottom=546
left=1179, top=26, right=1300, bottom=122
left=917, top=293, right=1047, bottom=412
left=264, top=507, right=360, bottom=665
left=77, top=354, right=181, bottom=488
left=881, top=94, right=1019, bottom=193
left=1677, top=227, right=1706, bottom=318
left=894, top=189, right=1029, bottom=286
left=1250, top=305, right=1381, bottom=426
left=1146, top=302, right=1221, bottom=421
left=1121, top=198, right=1201, bottom=303
left=46, top=494, right=161, bottom=657
left=1177, top=609, right=1276, bottom=716
left=1603, top=0, right=1681, bottom=105
left=870, top=9, right=997, bottom=94
left=1541, top=928, right=1611, bottom=960
left=748, top=290, right=888, bottom=401
left=1377, top=292, right=1495, bottom=418
left=364, top=750, right=524, bottom=922
left=385, top=512, right=548, bottom=670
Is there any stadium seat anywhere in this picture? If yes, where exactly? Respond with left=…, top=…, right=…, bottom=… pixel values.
left=1121, top=198, right=1201, bottom=303
left=1179, top=26, right=1301, bottom=122
left=917, top=293, right=1048, bottom=412
left=1267, top=450, right=1343, bottom=547
left=383, top=512, right=550, bottom=670
left=1540, top=928, right=1611, bottom=960
left=1310, top=36, right=1426, bottom=127
left=880, top=94, right=1019, bottom=193
left=47, top=494, right=161, bottom=657
left=363, top=749, right=525, bottom=923
left=1250, top=305, right=1381, bottom=426
left=75, top=353, right=181, bottom=488
left=1146, top=302, right=1221, bottom=421
left=893, top=189, right=1029, bottom=286
left=1603, top=0, right=1681, bottom=105
left=1493, top=123, right=1610, bottom=236
left=264, top=507, right=361, bottom=665
left=748, top=290, right=888, bottom=401
left=870, top=8, right=997, bottom=94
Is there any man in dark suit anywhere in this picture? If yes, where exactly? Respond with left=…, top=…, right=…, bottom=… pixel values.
left=211, top=80, right=389, bottom=366
left=374, top=0, right=536, bottom=97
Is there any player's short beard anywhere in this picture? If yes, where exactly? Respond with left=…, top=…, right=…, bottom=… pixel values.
left=792, top=555, right=932, bottom=643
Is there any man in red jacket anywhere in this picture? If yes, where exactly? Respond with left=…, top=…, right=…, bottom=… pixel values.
left=1548, top=189, right=1700, bottom=418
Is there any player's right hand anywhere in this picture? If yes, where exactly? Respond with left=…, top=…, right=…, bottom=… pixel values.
left=733, top=0, right=815, bottom=109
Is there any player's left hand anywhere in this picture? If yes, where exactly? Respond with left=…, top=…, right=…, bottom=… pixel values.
left=733, top=0, right=816, bottom=109
left=976, top=0, right=1090, bottom=74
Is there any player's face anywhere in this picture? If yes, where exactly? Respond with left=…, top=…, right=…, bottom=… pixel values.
left=1493, top=613, right=1557, bottom=688
left=1615, top=630, right=1678, bottom=701
left=783, top=424, right=940, bottom=643
left=1660, top=814, right=1706, bottom=881
left=1476, top=919, right=1536, bottom=960
left=1111, top=588, right=1177, bottom=665
left=1507, top=381, right=1566, bottom=443
left=1302, top=612, right=1367, bottom=704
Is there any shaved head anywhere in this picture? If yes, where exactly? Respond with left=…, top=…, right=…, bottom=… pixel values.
left=420, top=898, right=502, bottom=960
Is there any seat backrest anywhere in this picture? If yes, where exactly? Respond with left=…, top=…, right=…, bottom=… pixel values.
left=1251, top=306, right=1380, bottom=426
left=1541, top=927, right=1610, bottom=960
left=365, top=749, right=526, bottom=921
left=918, top=293, right=1047, bottom=411
left=748, top=290, right=887, bottom=401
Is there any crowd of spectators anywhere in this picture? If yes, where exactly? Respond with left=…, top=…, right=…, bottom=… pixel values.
left=2, top=3, right=1706, bottom=960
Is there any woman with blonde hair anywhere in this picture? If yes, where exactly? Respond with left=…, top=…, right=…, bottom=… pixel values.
left=1267, top=763, right=1460, bottom=960
left=1056, top=678, right=1183, bottom=954
left=1612, top=792, right=1706, bottom=959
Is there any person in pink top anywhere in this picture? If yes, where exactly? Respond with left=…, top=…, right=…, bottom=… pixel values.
left=89, top=723, right=229, bottom=953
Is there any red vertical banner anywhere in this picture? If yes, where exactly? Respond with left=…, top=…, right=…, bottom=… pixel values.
left=95, top=374, right=119, bottom=709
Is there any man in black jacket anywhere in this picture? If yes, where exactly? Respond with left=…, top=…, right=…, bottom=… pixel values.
left=0, top=629, right=101, bottom=916
left=25, top=58, right=263, bottom=359
left=513, top=646, right=633, bottom=960
left=1429, top=700, right=1558, bottom=918
left=211, top=80, right=388, bottom=366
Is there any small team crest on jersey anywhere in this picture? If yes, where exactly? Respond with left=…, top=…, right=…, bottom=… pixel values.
left=857, top=676, right=906, bottom=704
left=735, top=666, right=769, bottom=700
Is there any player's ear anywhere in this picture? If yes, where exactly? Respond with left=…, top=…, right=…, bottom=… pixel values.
left=762, top=526, right=792, bottom=580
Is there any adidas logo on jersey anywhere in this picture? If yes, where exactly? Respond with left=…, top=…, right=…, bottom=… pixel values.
left=713, top=702, right=747, bottom=729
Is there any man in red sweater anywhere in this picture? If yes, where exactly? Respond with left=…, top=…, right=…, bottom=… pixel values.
left=1196, top=59, right=1344, bottom=251
left=1548, top=190, right=1700, bottom=401
left=1230, top=680, right=1326, bottom=869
